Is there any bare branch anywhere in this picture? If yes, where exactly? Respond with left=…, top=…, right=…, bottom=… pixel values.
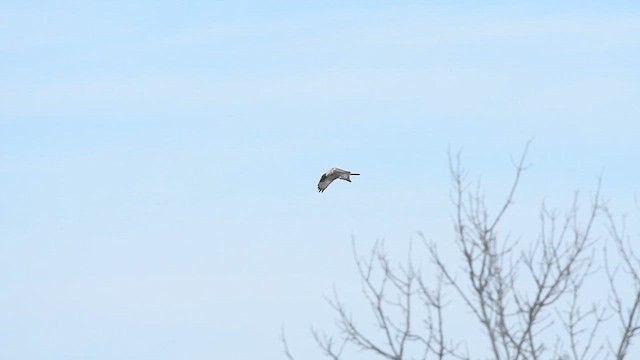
left=295, top=145, right=639, bottom=360
left=604, top=208, right=640, bottom=359
left=281, top=325, right=297, bottom=360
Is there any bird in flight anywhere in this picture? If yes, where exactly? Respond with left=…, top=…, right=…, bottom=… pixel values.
left=317, top=168, right=360, bottom=192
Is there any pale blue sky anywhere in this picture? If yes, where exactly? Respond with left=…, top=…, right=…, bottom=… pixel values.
left=1, top=1, right=639, bottom=359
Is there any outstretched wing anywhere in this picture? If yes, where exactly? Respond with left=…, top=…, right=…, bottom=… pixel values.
left=317, top=173, right=335, bottom=192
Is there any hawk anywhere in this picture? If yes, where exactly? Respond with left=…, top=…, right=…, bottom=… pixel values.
left=317, top=168, right=360, bottom=192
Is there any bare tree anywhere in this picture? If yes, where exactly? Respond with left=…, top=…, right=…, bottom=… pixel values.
left=284, top=146, right=640, bottom=360
left=604, top=204, right=640, bottom=360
